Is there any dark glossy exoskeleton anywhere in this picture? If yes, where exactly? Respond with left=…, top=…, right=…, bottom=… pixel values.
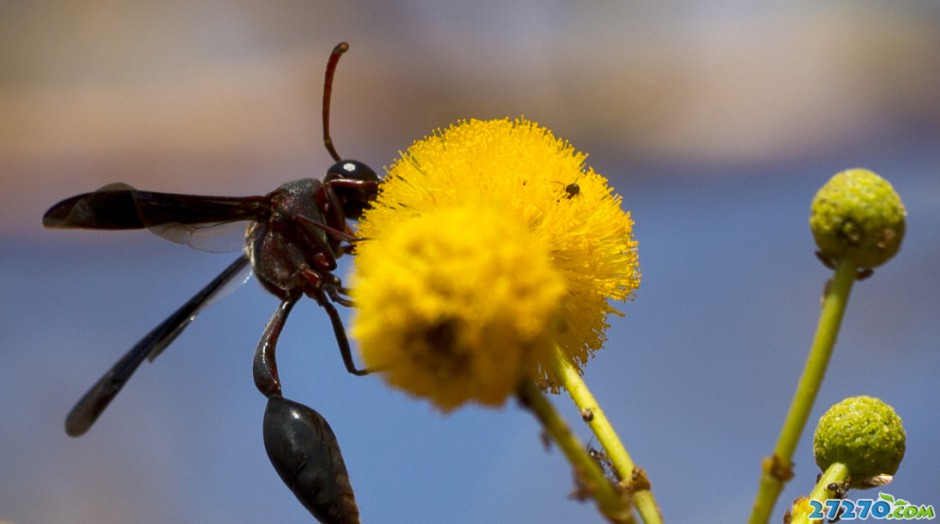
left=43, top=42, right=375, bottom=524
left=564, top=181, right=581, bottom=199
left=264, top=396, right=358, bottom=523
left=554, top=176, right=581, bottom=201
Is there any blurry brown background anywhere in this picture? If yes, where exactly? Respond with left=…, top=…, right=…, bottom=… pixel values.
left=3, top=2, right=939, bottom=234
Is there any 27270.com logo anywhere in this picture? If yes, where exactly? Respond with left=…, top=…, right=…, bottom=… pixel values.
left=809, top=492, right=935, bottom=521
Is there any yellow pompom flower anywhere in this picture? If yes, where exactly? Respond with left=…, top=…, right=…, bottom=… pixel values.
left=351, top=205, right=566, bottom=409
left=350, top=118, right=639, bottom=409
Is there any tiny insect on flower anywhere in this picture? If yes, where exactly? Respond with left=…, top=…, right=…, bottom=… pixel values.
left=351, top=118, right=640, bottom=408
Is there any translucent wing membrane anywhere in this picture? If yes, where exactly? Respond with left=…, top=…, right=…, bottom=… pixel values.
left=149, top=220, right=254, bottom=253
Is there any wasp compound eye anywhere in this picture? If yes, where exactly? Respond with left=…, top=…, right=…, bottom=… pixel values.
left=326, top=160, right=379, bottom=183
left=325, top=160, right=380, bottom=220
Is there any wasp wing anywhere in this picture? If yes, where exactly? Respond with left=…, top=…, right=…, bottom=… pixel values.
left=65, top=255, right=252, bottom=437
left=43, top=183, right=271, bottom=252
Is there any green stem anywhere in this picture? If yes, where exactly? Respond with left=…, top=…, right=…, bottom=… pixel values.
left=748, top=259, right=857, bottom=524
left=554, top=345, right=663, bottom=524
left=789, top=462, right=851, bottom=524
left=517, top=378, right=631, bottom=524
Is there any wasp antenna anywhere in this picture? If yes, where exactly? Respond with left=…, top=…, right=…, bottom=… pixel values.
left=323, top=42, right=350, bottom=163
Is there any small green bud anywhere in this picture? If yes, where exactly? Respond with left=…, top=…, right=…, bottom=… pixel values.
left=810, top=169, right=906, bottom=269
left=814, top=396, right=906, bottom=489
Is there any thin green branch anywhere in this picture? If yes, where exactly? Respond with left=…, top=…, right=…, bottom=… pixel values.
left=788, top=462, right=851, bottom=524
left=554, top=345, right=663, bottom=524
left=748, top=259, right=858, bottom=523
left=517, top=378, right=632, bottom=524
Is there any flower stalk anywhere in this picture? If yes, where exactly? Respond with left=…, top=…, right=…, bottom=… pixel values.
left=787, top=462, right=851, bottom=524
left=748, top=258, right=857, bottom=523
left=517, top=378, right=632, bottom=524
left=554, top=345, right=663, bottom=524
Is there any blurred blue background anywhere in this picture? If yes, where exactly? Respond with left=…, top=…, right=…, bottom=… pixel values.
left=1, top=2, right=938, bottom=523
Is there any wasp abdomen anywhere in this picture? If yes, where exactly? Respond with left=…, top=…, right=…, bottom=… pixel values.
left=263, top=396, right=360, bottom=524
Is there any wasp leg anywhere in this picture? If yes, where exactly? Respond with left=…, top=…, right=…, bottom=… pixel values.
left=300, top=269, right=368, bottom=376
left=325, top=282, right=354, bottom=308
left=253, top=295, right=300, bottom=398
left=320, top=295, right=368, bottom=376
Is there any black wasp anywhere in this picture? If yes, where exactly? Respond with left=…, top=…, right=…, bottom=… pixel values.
left=43, top=42, right=376, bottom=524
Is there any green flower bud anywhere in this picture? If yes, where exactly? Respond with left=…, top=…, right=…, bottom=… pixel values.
left=809, top=169, right=906, bottom=269
left=814, top=396, right=906, bottom=489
